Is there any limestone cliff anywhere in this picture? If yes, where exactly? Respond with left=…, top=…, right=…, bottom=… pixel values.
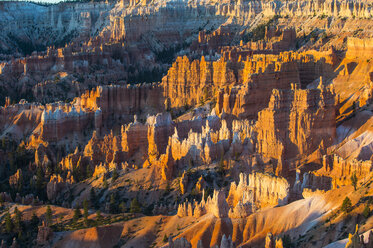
left=256, top=83, right=336, bottom=175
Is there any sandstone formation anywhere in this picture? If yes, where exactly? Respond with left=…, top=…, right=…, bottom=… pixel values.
left=178, top=172, right=289, bottom=219
left=46, top=173, right=74, bottom=201
left=177, top=189, right=229, bottom=218
left=36, top=221, right=53, bottom=246
left=0, top=1, right=373, bottom=248
left=265, top=233, right=284, bottom=248
left=317, top=154, right=373, bottom=188
left=256, top=83, right=336, bottom=175
left=8, top=169, right=23, bottom=190
left=227, top=172, right=290, bottom=210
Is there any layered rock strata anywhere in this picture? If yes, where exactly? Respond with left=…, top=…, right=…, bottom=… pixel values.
left=256, top=83, right=336, bottom=175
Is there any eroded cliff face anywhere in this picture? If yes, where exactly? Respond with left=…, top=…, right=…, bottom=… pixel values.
left=332, top=38, right=373, bottom=121
left=227, top=172, right=290, bottom=210
left=162, top=50, right=336, bottom=119
left=1, top=0, right=372, bottom=55
left=1, top=1, right=373, bottom=248
left=256, top=83, right=336, bottom=175
left=317, top=154, right=373, bottom=188
left=177, top=172, right=289, bottom=220
left=0, top=1, right=112, bottom=54
left=27, top=83, right=163, bottom=146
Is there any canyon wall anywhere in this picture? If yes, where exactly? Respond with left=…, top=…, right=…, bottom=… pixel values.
left=162, top=51, right=335, bottom=119
left=178, top=172, right=289, bottom=219
left=36, top=83, right=164, bottom=143
left=227, top=172, right=290, bottom=210
left=346, top=37, right=373, bottom=60
left=256, top=83, right=336, bottom=175
left=317, top=154, right=373, bottom=188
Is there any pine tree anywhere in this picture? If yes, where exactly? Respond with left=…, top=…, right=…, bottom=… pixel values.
left=73, top=207, right=81, bottom=223
left=119, top=202, right=126, bottom=213
left=83, top=200, right=89, bottom=227
left=46, top=205, right=52, bottom=226
left=341, top=197, right=352, bottom=214
left=36, top=166, right=44, bottom=191
left=163, top=234, right=168, bottom=243
left=363, top=204, right=370, bottom=218
left=103, top=176, right=108, bottom=189
left=86, top=165, right=92, bottom=179
left=109, top=194, right=117, bottom=214
left=130, top=198, right=141, bottom=213
left=30, top=211, right=39, bottom=230
left=13, top=207, right=22, bottom=234
left=90, top=188, right=96, bottom=208
left=4, top=212, right=13, bottom=233
left=96, top=210, right=102, bottom=223
left=112, top=168, right=118, bottom=182
left=351, top=172, right=358, bottom=191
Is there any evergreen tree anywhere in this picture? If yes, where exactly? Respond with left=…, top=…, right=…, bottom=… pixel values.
left=4, top=212, right=13, bottom=233
left=109, top=193, right=117, bottom=214
left=341, top=197, right=352, bottom=214
left=83, top=200, right=89, bottom=227
left=96, top=210, right=102, bottom=223
left=46, top=205, right=52, bottom=226
left=0, top=194, right=4, bottom=206
left=103, top=177, right=108, bottom=189
left=90, top=188, right=96, bottom=208
left=363, top=204, right=370, bottom=218
left=86, top=165, right=92, bottom=179
left=36, top=166, right=44, bottom=191
left=112, top=168, right=118, bottom=182
left=163, top=234, right=168, bottom=243
left=73, top=207, right=81, bottom=223
left=13, top=207, right=22, bottom=234
left=130, top=198, right=141, bottom=213
left=119, top=201, right=126, bottom=213
left=30, top=211, right=39, bottom=231
left=351, top=172, right=358, bottom=191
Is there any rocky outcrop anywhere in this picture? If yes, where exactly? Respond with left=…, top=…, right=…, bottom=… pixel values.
left=196, top=176, right=206, bottom=193
left=92, top=163, right=108, bottom=178
left=147, top=113, right=173, bottom=160
left=345, top=225, right=362, bottom=248
left=265, top=233, right=284, bottom=248
left=180, top=171, right=188, bottom=195
left=293, top=169, right=332, bottom=197
left=256, top=83, right=336, bottom=175
left=177, top=189, right=229, bottom=218
left=46, top=173, right=74, bottom=201
left=158, top=146, right=175, bottom=181
left=40, top=105, right=93, bottom=142
left=167, top=237, right=192, bottom=248
left=167, top=116, right=255, bottom=171
left=59, top=148, right=82, bottom=172
left=317, top=154, right=373, bottom=188
left=8, top=169, right=22, bottom=190
left=220, top=234, right=234, bottom=248
left=121, top=116, right=148, bottom=157
left=244, top=27, right=296, bottom=54
left=0, top=101, right=43, bottom=141
left=227, top=172, right=290, bottom=210
left=176, top=173, right=289, bottom=219
left=37, top=221, right=53, bottom=246
left=78, top=84, right=164, bottom=122
left=163, top=51, right=334, bottom=120
left=346, top=38, right=373, bottom=60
